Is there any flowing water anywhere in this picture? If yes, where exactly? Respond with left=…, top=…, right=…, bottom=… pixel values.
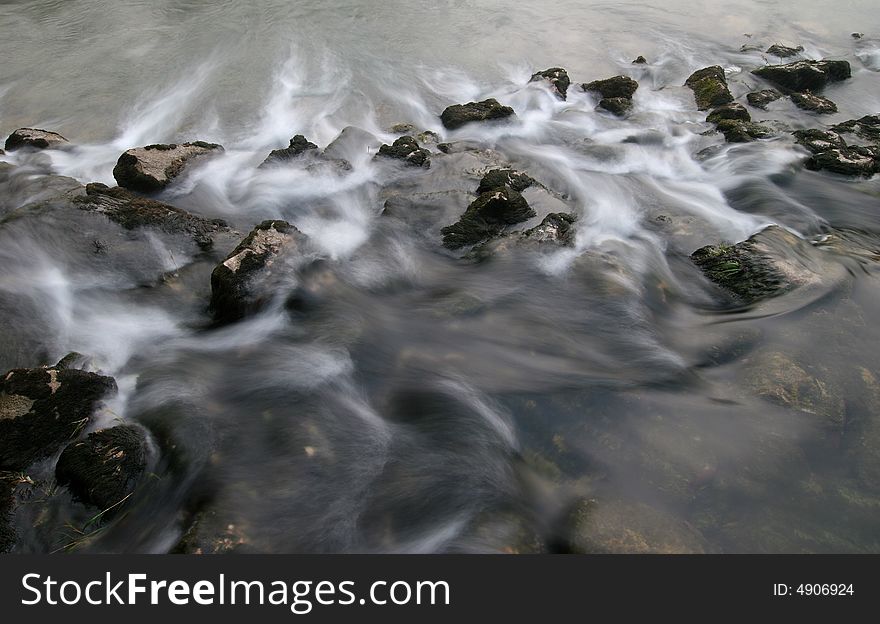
left=1, top=0, right=880, bottom=553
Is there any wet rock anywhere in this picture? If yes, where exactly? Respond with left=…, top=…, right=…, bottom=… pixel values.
left=685, top=66, right=733, bottom=110
left=390, top=123, right=416, bottom=134
left=751, top=60, right=851, bottom=93
left=74, top=183, right=228, bottom=250
left=597, top=97, right=633, bottom=116
left=439, top=99, right=515, bottom=130
left=529, top=67, right=571, bottom=100
left=260, top=135, right=318, bottom=167
left=476, top=168, right=535, bottom=194
left=441, top=188, right=535, bottom=249
left=632, top=55, right=648, bottom=64
left=691, top=226, right=811, bottom=303
left=805, top=146, right=879, bottom=177
left=113, top=141, right=223, bottom=193
left=0, top=366, right=117, bottom=471
left=174, top=508, right=250, bottom=554
left=852, top=32, right=864, bottom=40
left=55, top=425, right=155, bottom=512
left=520, top=212, right=577, bottom=245
left=416, top=130, right=440, bottom=144
left=766, top=44, right=804, bottom=58
left=4, top=128, right=69, bottom=151
left=210, top=220, right=309, bottom=322
left=322, top=126, right=379, bottom=163
left=790, top=91, right=838, bottom=114
left=376, top=136, right=430, bottom=168
left=706, top=102, right=751, bottom=124
left=582, top=75, right=639, bottom=99
left=714, top=119, right=773, bottom=143
left=833, top=115, right=880, bottom=144
left=747, top=89, right=783, bottom=109
left=792, top=128, right=847, bottom=154
left=562, top=498, right=709, bottom=554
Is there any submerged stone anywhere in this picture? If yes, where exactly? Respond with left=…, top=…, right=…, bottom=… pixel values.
left=582, top=75, right=639, bottom=99
left=746, top=89, right=782, bottom=109
left=529, top=67, right=571, bottom=99
left=790, top=91, right=837, bottom=114
left=260, top=135, right=318, bottom=167
left=476, top=168, right=535, bottom=194
left=376, top=136, right=430, bottom=168
left=766, top=44, right=804, bottom=58
left=685, top=66, right=733, bottom=110
left=4, top=128, right=69, bottom=151
left=113, top=141, right=223, bottom=193
left=751, top=60, right=851, bottom=93
left=833, top=115, right=880, bottom=144
left=0, top=366, right=117, bottom=471
left=441, top=188, right=535, bottom=249
left=439, top=99, right=516, bottom=130
left=56, top=425, right=154, bottom=512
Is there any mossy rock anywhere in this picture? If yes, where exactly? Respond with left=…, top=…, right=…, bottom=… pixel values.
left=766, top=44, right=804, bottom=58
left=685, top=66, right=733, bottom=110
left=529, top=67, right=571, bottom=100
left=746, top=89, right=782, bottom=110
left=805, top=146, right=879, bottom=177
left=476, top=168, right=535, bottom=194
left=714, top=119, right=773, bottom=143
left=376, top=136, right=430, bottom=168
left=597, top=97, right=633, bottom=116
left=832, top=115, right=880, bottom=145
left=260, top=135, right=318, bottom=166
left=751, top=60, right=851, bottom=93
left=441, top=188, right=535, bottom=249
left=439, top=99, right=515, bottom=130
left=792, top=128, right=847, bottom=154
left=582, top=75, right=639, bottom=99
left=707, top=103, right=751, bottom=124
left=790, top=91, right=837, bottom=114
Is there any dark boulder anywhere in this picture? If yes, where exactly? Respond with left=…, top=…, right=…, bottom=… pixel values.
left=583, top=75, right=639, bottom=99
left=684, top=66, right=733, bottom=110
left=792, top=128, right=847, bottom=154
left=805, top=146, right=878, bottom=177
left=441, top=188, right=535, bottom=249
left=260, top=135, right=318, bottom=167
left=376, top=136, right=430, bottom=168
left=790, top=91, right=837, bottom=114
left=833, top=115, right=880, bottom=144
left=706, top=103, right=751, bottom=124
left=632, top=56, right=648, bottom=64
left=598, top=97, right=633, bottom=116
left=766, top=44, right=804, bottom=58
left=746, top=89, right=782, bottom=109
left=0, top=366, right=117, bottom=471
left=113, top=141, right=223, bottom=193
left=520, top=212, right=577, bottom=245
left=529, top=67, right=571, bottom=100
left=4, top=128, right=69, bottom=151
left=210, top=220, right=309, bottom=322
left=714, top=119, right=773, bottom=143
left=440, top=99, right=516, bottom=130
left=476, top=168, right=535, bottom=194
left=74, top=183, right=228, bottom=250
left=55, top=425, right=154, bottom=512
left=751, top=60, right=851, bottom=93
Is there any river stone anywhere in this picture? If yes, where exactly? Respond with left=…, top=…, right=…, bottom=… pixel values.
left=632, top=55, right=648, bottom=64
left=520, top=212, right=577, bottom=245
left=751, top=60, right=851, bottom=93
left=529, top=67, right=571, bottom=100
left=833, top=115, right=880, bottom=144
left=113, top=141, right=223, bottom=193
left=55, top=424, right=154, bottom=512
left=441, top=188, right=535, bottom=249
left=685, top=66, right=733, bottom=110
left=476, top=168, right=535, bottom=194
left=376, top=136, right=430, bottom=168
left=260, top=135, right=318, bottom=167
left=766, top=44, right=804, bottom=58
left=0, top=366, right=117, bottom=471
left=210, top=220, right=308, bottom=322
left=746, top=89, right=783, bottom=109
left=706, top=103, right=751, bottom=124
left=597, top=97, right=633, bottom=116
left=790, top=92, right=837, bottom=114
left=714, top=119, right=773, bottom=143
left=805, top=146, right=879, bottom=177
left=74, top=183, right=228, bottom=250
left=4, top=128, right=69, bottom=151
left=792, top=128, right=847, bottom=154
left=582, top=75, right=639, bottom=99
left=439, top=99, right=515, bottom=130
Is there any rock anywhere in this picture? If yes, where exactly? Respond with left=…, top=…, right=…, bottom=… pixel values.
left=476, top=168, right=535, bottom=194
left=714, top=119, right=773, bottom=143
left=441, top=188, right=535, bottom=249
left=691, top=226, right=811, bottom=303
left=439, top=99, right=515, bottom=130
left=805, top=146, right=879, bottom=177
left=790, top=91, right=838, bottom=114
left=766, top=44, right=804, bottom=58
left=583, top=75, right=639, bottom=99
left=746, top=89, right=783, bottom=109
left=792, top=128, right=847, bottom=154
left=74, top=183, right=228, bottom=250
left=260, top=135, right=318, bottom=167
left=751, top=60, right=851, bottom=93
left=4, top=128, right=69, bottom=151
left=376, top=136, right=430, bottom=168
left=416, top=130, right=440, bottom=144
left=0, top=366, right=117, bottom=471
left=685, top=66, right=734, bottom=110
left=390, top=123, right=416, bottom=134
left=562, top=498, right=708, bottom=554
left=529, top=67, right=571, bottom=100
left=706, top=102, right=751, bottom=124
left=209, top=220, right=309, bottom=322
left=55, top=425, right=154, bottom=512
left=112, top=141, right=223, bottom=193
left=632, top=55, right=648, bottom=64
left=322, top=126, right=379, bottom=163
left=852, top=33, right=864, bottom=40
left=597, top=97, right=633, bottom=116
left=520, top=212, right=577, bottom=245
left=833, top=115, right=880, bottom=144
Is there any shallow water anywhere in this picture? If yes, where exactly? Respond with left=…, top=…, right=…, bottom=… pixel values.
left=1, top=1, right=880, bottom=553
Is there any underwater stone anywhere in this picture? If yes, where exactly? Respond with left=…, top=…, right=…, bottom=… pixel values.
left=766, top=44, right=804, bottom=58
